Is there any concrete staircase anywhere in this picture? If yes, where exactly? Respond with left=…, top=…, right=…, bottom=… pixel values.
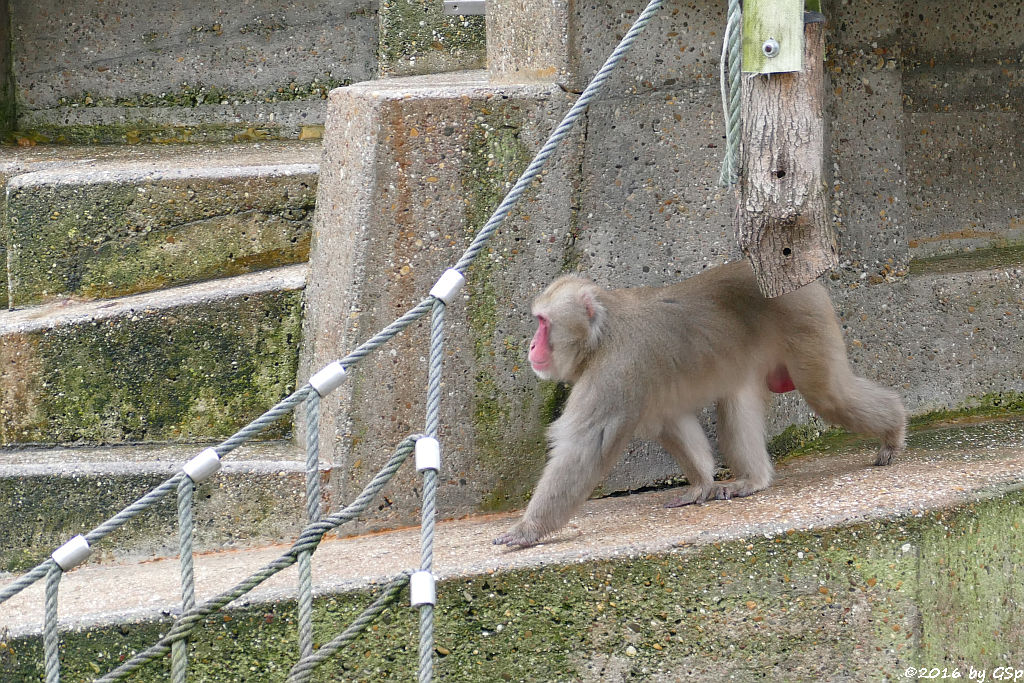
left=0, top=0, right=486, bottom=573
left=0, top=142, right=316, bottom=570
left=1, top=0, right=1023, bottom=679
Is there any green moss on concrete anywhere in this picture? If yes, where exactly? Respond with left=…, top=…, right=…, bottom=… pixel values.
left=0, top=463, right=305, bottom=572
left=6, top=175, right=315, bottom=306
left=0, top=290, right=303, bottom=445
left=0, top=239, right=7, bottom=309
left=0, top=472, right=170, bottom=572
left=918, top=493, right=1024, bottom=666
left=11, top=78, right=347, bottom=145
left=460, top=104, right=552, bottom=512
left=55, top=78, right=349, bottom=110
left=909, top=244, right=1024, bottom=276
left=768, top=422, right=850, bottom=460
left=8, top=123, right=287, bottom=146
left=909, top=391, right=1024, bottom=428
left=538, top=380, right=570, bottom=426
left=8, top=490, right=1022, bottom=680
left=379, top=0, right=485, bottom=77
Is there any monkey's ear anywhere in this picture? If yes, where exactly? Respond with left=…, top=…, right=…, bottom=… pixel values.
left=579, top=287, right=607, bottom=349
left=581, top=291, right=598, bottom=320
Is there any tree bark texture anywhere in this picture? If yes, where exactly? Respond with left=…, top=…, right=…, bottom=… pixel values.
left=737, top=16, right=837, bottom=298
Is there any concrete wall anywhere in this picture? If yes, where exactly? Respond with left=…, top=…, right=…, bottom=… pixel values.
left=305, top=0, right=1023, bottom=526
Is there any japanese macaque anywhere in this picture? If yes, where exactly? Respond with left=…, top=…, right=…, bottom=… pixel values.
left=494, top=260, right=905, bottom=548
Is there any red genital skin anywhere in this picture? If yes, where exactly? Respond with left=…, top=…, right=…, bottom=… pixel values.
left=767, top=365, right=796, bottom=393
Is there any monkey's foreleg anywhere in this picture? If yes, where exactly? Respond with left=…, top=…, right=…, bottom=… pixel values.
left=494, top=415, right=635, bottom=548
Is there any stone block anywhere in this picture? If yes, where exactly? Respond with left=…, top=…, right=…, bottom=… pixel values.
left=303, top=72, right=581, bottom=528
left=488, top=0, right=725, bottom=93
left=828, top=0, right=901, bottom=49
left=830, top=266, right=1024, bottom=415
left=827, top=50, right=908, bottom=272
left=5, top=154, right=316, bottom=307
left=903, top=0, right=1024, bottom=57
left=0, top=266, right=305, bottom=445
left=12, top=0, right=376, bottom=139
left=906, top=112, right=1024, bottom=260
left=574, top=89, right=738, bottom=289
left=380, top=0, right=485, bottom=77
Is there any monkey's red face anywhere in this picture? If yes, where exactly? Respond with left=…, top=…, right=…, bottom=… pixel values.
left=528, top=315, right=555, bottom=379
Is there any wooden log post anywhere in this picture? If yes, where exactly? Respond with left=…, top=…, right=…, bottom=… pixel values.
left=737, top=13, right=837, bottom=298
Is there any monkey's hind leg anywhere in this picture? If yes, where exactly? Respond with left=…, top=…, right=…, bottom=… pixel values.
left=804, top=375, right=906, bottom=466
left=788, top=348, right=906, bottom=466
left=659, top=414, right=717, bottom=507
left=713, top=382, right=774, bottom=500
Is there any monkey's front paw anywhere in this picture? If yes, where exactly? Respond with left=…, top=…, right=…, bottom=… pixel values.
left=493, top=523, right=541, bottom=549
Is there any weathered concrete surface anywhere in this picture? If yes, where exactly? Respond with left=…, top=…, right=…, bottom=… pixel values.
left=0, top=1, right=11, bottom=131
left=2, top=421, right=1023, bottom=679
left=0, top=441, right=307, bottom=572
left=301, top=72, right=581, bottom=530
left=11, top=0, right=376, bottom=142
left=488, top=0, right=725, bottom=92
left=302, top=0, right=1023, bottom=514
left=0, top=266, right=305, bottom=445
left=476, top=0, right=1024, bottom=494
left=0, top=141, right=320, bottom=309
left=5, top=156, right=317, bottom=307
left=380, top=0, right=486, bottom=77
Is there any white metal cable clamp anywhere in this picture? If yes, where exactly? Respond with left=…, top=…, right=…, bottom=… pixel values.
left=183, top=448, right=222, bottom=483
left=429, top=269, right=466, bottom=305
left=415, top=437, right=441, bottom=472
left=309, top=361, right=348, bottom=397
left=410, top=570, right=436, bottom=607
left=51, top=535, right=92, bottom=571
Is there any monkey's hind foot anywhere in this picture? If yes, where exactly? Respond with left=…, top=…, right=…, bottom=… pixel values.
left=710, top=478, right=768, bottom=501
left=493, top=522, right=541, bottom=549
left=664, top=483, right=716, bottom=508
left=873, top=444, right=899, bottom=467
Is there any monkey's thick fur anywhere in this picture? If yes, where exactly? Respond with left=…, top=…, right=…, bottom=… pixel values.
left=495, top=260, right=906, bottom=548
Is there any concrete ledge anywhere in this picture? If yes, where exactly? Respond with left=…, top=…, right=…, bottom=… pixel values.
left=2, top=421, right=1022, bottom=679
left=0, top=266, right=306, bottom=445
left=0, top=442, right=308, bottom=572
left=0, top=140, right=320, bottom=309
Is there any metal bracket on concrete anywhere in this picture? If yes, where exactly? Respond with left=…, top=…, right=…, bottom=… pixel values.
left=443, top=0, right=485, bottom=15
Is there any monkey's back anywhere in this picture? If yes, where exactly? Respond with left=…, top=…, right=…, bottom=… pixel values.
left=598, top=260, right=839, bottom=420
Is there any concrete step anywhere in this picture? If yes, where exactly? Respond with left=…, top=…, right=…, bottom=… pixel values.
left=8, top=0, right=485, bottom=144
left=0, top=141, right=320, bottom=309
left=0, top=265, right=305, bottom=446
left=9, top=1, right=376, bottom=144
left=2, top=420, right=1023, bottom=680
left=0, top=440, right=309, bottom=573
